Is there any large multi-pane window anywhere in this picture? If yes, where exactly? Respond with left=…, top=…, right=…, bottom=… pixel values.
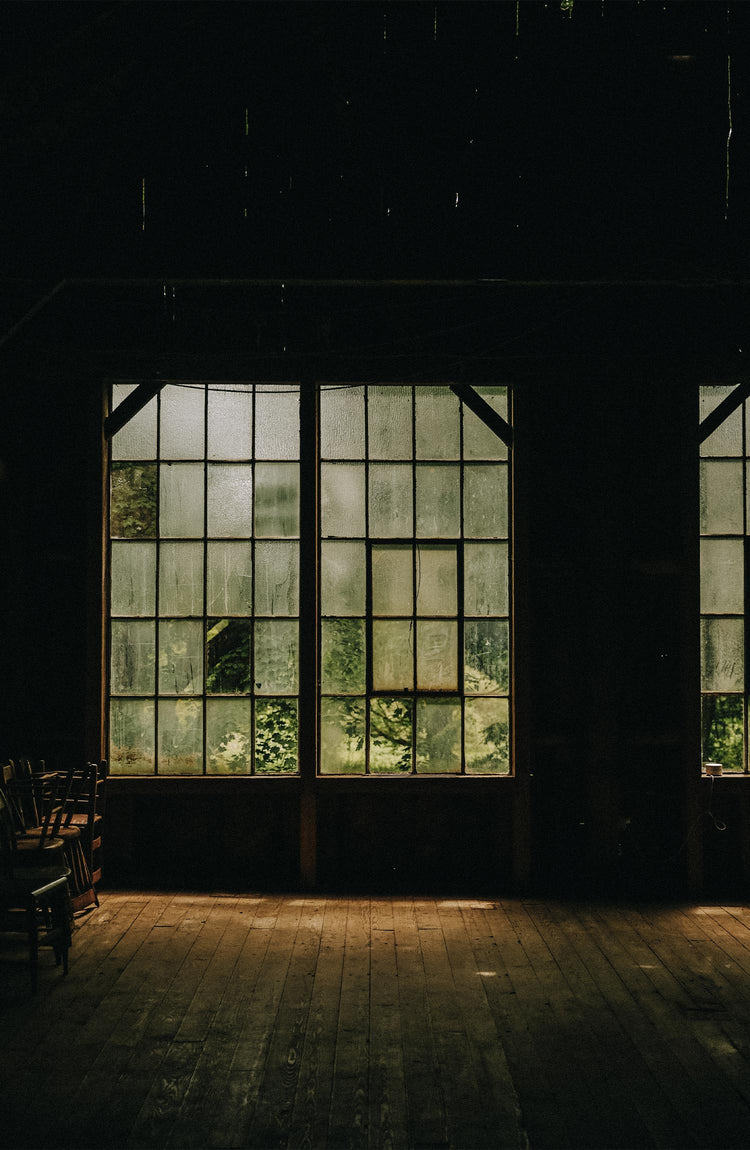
left=108, top=382, right=511, bottom=776
left=700, top=385, right=746, bottom=772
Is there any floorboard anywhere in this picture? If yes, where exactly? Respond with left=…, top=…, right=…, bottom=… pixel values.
left=3, top=893, right=750, bottom=1148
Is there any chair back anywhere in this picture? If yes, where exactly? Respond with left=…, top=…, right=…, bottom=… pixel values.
left=0, top=789, right=18, bottom=878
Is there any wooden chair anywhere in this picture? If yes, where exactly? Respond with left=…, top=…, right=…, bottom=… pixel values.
left=0, top=790, right=72, bottom=993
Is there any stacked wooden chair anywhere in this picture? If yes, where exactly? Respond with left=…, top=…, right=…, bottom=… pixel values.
left=0, top=787, right=72, bottom=993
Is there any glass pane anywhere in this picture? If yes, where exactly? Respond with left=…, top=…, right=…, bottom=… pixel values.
left=206, top=698, right=252, bottom=773
left=111, top=542, right=156, bottom=616
left=255, top=385, right=299, bottom=459
left=158, top=699, right=202, bottom=774
left=207, top=384, right=252, bottom=460
left=465, top=697, right=509, bottom=774
left=160, top=384, right=204, bottom=459
left=369, top=698, right=413, bottom=773
left=701, top=695, right=744, bottom=772
left=206, top=618, right=252, bottom=694
left=255, top=541, right=299, bottom=615
left=109, top=698, right=155, bottom=774
left=320, top=385, right=365, bottom=459
left=207, top=542, right=253, bottom=615
left=416, top=546, right=457, bottom=616
left=256, top=698, right=298, bottom=773
left=416, top=698, right=461, bottom=773
left=160, top=463, right=204, bottom=538
left=110, top=620, right=155, bottom=694
left=372, top=545, right=413, bottom=615
left=700, top=538, right=743, bottom=614
left=321, top=619, right=366, bottom=693
left=321, top=541, right=366, bottom=615
left=464, top=464, right=508, bottom=539
left=699, top=386, right=742, bottom=457
left=111, top=463, right=157, bottom=538
left=369, top=464, right=413, bottom=538
left=319, top=698, right=365, bottom=774
left=254, top=620, right=298, bottom=693
left=417, top=620, right=458, bottom=689
left=159, top=542, right=203, bottom=616
left=111, top=385, right=157, bottom=460
left=207, top=464, right=253, bottom=537
left=701, top=618, right=744, bottom=692
left=372, top=620, right=414, bottom=691
left=700, top=461, right=743, bottom=534
left=158, top=619, right=203, bottom=695
left=368, top=386, right=412, bottom=459
left=321, top=464, right=366, bottom=537
left=415, top=387, right=460, bottom=459
left=255, top=463, right=300, bottom=537
left=463, top=386, right=508, bottom=461
left=465, top=543, right=508, bottom=616
left=415, top=465, right=460, bottom=537
left=465, top=620, right=509, bottom=694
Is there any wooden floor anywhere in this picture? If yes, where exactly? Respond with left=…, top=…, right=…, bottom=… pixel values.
left=2, top=895, right=750, bottom=1149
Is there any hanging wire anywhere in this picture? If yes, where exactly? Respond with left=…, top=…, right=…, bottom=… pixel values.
left=726, top=5, right=733, bottom=220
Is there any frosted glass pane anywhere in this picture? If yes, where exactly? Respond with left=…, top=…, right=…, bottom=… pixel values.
left=701, top=618, right=744, bottom=692
left=463, top=386, right=508, bottom=461
left=417, top=620, right=457, bottom=689
left=206, top=618, right=251, bottom=693
left=464, top=465, right=508, bottom=538
left=416, top=546, right=457, bottom=616
left=465, top=697, right=509, bottom=774
left=465, top=543, right=508, bottom=616
left=207, top=464, right=253, bottom=537
left=699, top=386, right=742, bottom=457
left=415, top=387, right=460, bottom=459
left=321, top=541, right=366, bottom=615
left=111, top=385, right=157, bottom=460
left=319, top=698, right=365, bottom=774
left=160, top=463, right=204, bottom=538
left=700, top=538, right=743, bottom=614
left=700, top=461, right=743, bottom=534
left=416, top=465, right=460, bottom=537
left=369, top=464, right=413, bottom=537
left=255, top=463, right=300, bottom=537
left=158, top=699, right=202, bottom=774
left=159, top=619, right=203, bottom=694
left=465, top=620, right=509, bottom=694
left=372, top=545, right=413, bottom=615
left=369, top=698, right=413, bottom=773
left=320, top=385, right=365, bottom=459
left=111, top=542, right=156, bottom=616
left=111, top=621, right=155, bottom=694
left=368, top=386, right=413, bottom=459
left=207, top=542, right=253, bottom=615
left=321, top=464, right=366, bottom=537
left=255, top=385, right=299, bottom=459
left=207, top=384, right=252, bottom=459
left=256, top=699, right=298, bottom=773
left=372, top=620, right=414, bottom=690
left=111, top=463, right=157, bottom=538
left=110, top=699, right=155, bottom=774
left=206, top=698, right=252, bottom=772
left=416, top=699, right=460, bottom=773
left=255, top=541, right=299, bottom=615
left=159, top=542, right=203, bottom=616
left=702, top=695, right=744, bottom=771
left=321, top=619, right=365, bottom=693
left=254, top=620, right=298, bottom=694
left=160, top=384, right=204, bottom=459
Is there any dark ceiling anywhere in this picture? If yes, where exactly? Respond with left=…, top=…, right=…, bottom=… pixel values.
left=0, top=0, right=747, bottom=301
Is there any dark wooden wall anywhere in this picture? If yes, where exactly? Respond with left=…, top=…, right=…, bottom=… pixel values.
left=2, top=282, right=750, bottom=898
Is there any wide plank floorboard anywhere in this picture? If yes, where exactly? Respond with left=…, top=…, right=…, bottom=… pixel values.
left=4, top=893, right=750, bottom=1148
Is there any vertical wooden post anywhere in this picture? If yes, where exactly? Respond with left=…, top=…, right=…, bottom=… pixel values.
left=84, top=373, right=108, bottom=763
left=298, top=380, right=318, bottom=889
